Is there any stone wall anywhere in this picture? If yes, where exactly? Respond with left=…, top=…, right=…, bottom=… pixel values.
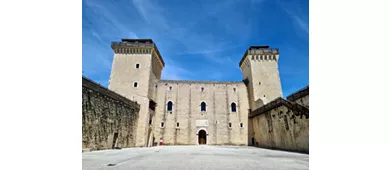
left=152, top=80, right=249, bottom=146
left=287, top=86, right=309, bottom=108
left=82, top=76, right=140, bottom=151
left=249, top=98, right=309, bottom=153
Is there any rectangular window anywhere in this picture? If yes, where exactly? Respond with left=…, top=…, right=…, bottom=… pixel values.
left=240, top=123, right=243, bottom=128
left=160, top=122, right=164, bottom=128
left=176, top=122, right=179, bottom=128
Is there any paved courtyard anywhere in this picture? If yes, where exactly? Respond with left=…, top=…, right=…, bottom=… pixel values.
left=82, top=145, right=309, bottom=170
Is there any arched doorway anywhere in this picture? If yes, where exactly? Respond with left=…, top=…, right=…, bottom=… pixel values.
left=198, top=130, right=207, bottom=145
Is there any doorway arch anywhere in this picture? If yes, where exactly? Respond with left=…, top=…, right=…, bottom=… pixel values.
left=197, top=128, right=208, bottom=145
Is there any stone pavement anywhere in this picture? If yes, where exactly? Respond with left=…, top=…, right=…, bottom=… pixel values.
left=82, top=145, right=309, bottom=170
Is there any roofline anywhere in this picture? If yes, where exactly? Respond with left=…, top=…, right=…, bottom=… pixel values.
left=159, top=79, right=244, bottom=84
left=249, top=97, right=309, bottom=118
left=113, top=39, right=165, bottom=67
left=286, top=86, right=309, bottom=101
left=82, top=76, right=140, bottom=110
left=238, top=45, right=275, bottom=67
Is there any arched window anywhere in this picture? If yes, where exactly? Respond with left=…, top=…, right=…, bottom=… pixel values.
left=231, top=102, right=237, bottom=112
left=133, top=82, right=138, bottom=87
left=167, top=101, right=173, bottom=111
left=136, top=63, right=140, bottom=68
left=201, top=87, right=204, bottom=92
left=201, top=102, right=206, bottom=112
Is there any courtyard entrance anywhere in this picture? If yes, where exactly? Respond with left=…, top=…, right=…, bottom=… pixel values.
left=198, top=130, right=207, bottom=145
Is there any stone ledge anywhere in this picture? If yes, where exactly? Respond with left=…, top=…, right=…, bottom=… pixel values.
left=82, top=76, right=140, bottom=111
left=159, top=80, right=243, bottom=85
left=249, top=97, right=309, bottom=118
left=286, top=86, right=309, bottom=101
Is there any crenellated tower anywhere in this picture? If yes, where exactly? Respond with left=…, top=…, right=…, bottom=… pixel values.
left=239, top=45, right=283, bottom=110
left=108, top=39, right=164, bottom=147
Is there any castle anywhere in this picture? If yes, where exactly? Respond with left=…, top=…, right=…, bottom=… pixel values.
left=82, top=38, right=309, bottom=153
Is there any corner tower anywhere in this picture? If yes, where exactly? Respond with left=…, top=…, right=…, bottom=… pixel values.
left=108, top=39, right=164, bottom=147
left=239, top=46, right=283, bottom=110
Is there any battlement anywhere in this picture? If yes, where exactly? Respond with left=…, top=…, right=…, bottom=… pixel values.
left=239, top=46, right=279, bottom=67
left=111, top=38, right=165, bottom=66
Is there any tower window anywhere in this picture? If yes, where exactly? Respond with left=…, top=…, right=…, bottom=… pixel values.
left=229, top=122, right=232, bottom=128
left=169, top=86, right=172, bottom=91
left=133, top=82, right=138, bottom=87
left=136, top=64, right=140, bottom=68
left=231, top=102, right=237, bottom=112
left=233, top=88, right=236, bottom=92
left=201, top=102, right=206, bottom=112
left=160, top=122, right=165, bottom=128
left=201, top=87, right=204, bottom=92
left=240, top=123, right=243, bottom=128
left=176, top=122, right=180, bottom=128
left=167, top=101, right=173, bottom=111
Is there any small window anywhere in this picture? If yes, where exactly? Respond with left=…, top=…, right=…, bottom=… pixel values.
left=176, top=122, right=180, bottom=128
left=149, top=119, right=152, bottom=125
left=169, top=86, right=172, bottom=91
left=229, top=122, right=232, bottom=128
left=136, top=64, right=140, bottom=68
left=133, top=82, right=138, bottom=87
left=201, top=87, right=204, bottom=92
left=240, top=123, right=243, bottom=128
left=160, top=122, right=165, bottom=128
left=201, top=102, right=206, bottom=112
left=167, top=101, right=173, bottom=111
left=263, top=95, right=266, bottom=97
left=231, top=102, right=237, bottom=112
left=233, top=88, right=236, bottom=92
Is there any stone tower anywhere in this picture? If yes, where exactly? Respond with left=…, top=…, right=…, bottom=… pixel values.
left=239, top=46, right=283, bottom=144
left=108, top=39, right=164, bottom=147
left=239, top=46, right=283, bottom=110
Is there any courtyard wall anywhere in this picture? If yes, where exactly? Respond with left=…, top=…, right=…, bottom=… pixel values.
left=82, top=76, right=140, bottom=150
left=249, top=98, right=309, bottom=153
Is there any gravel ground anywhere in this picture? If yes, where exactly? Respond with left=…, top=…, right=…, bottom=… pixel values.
left=82, top=145, right=309, bottom=170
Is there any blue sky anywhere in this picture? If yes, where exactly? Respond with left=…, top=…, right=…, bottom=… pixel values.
left=82, top=0, right=308, bottom=97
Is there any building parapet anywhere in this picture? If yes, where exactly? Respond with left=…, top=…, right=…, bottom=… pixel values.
left=286, top=86, right=309, bottom=101
left=111, top=39, right=165, bottom=66
left=249, top=97, right=309, bottom=119
left=82, top=76, right=140, bottom=110
left=159, top=79, right=244, bottom=85
left=239, top=46, right=279, bottom=67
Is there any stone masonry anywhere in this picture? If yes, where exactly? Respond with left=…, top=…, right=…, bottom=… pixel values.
left=80, top=38, right=311, bottom=153
left=82, top=76, right=140, bottom=151
left=249, top=86, right=309, bottom=153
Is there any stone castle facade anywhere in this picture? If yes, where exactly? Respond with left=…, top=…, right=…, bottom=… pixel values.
left=107, top=39, right=289, bottom=147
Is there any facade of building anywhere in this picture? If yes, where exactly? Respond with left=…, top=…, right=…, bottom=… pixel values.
left=94, top=38, right=309, bottom=151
